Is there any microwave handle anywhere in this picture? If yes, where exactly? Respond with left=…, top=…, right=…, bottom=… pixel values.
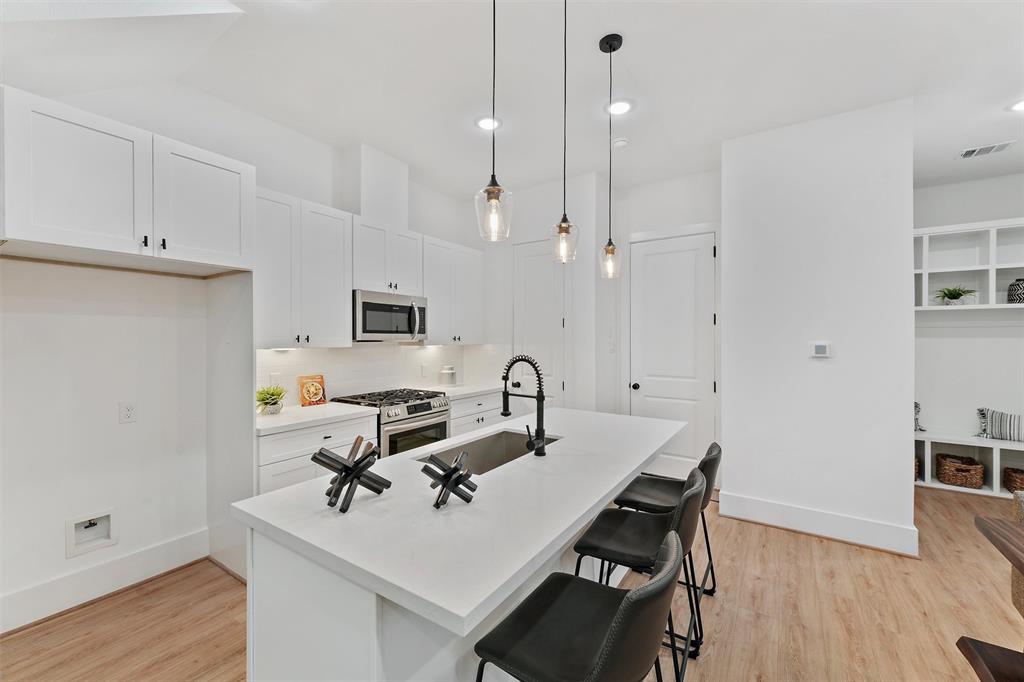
left=410, top=303, right=421, bottom=341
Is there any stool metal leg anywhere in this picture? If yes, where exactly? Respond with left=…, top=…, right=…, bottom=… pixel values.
left=654, top=655, right=664, bottom=682
left=574, top=554, right=584, bottom=577
left=475, top=659, right=486, bottom=682
left=665, top=610, right=682, bottom=682
left=685, top=553, right=704, bottom=654
left=701, top=510, right=718, bottom=596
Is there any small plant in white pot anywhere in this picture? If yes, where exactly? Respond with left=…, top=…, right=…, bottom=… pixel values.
left=256, top=385, right=286, bottom=414
left=935, top=285, right=977, bottom=306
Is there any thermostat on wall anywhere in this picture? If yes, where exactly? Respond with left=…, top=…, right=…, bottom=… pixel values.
left=811, top=342, right=832, bottom=358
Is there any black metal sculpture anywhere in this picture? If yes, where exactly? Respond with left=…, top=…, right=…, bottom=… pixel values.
left=420, top=452, right=478, bottom=509
left=311, top=436, right=392, bottom=513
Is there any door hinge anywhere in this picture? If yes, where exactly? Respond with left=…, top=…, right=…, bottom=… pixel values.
left=713, top=313, right=717, bottom=325
left=561, top=317, right=565, bottom=328
left=713, top=245, right=717, bottom=258
left=562, top=381, right=565, bottom=390
left=713, top=381, right=717, bottom=393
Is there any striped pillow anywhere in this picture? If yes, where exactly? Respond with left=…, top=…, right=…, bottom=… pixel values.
left=984, top=408, right=1024, bottom=442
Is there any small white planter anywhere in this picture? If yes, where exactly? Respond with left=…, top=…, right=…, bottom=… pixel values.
left=260, top=403, right=283, bottom=415
left=944, top=298, right=966, bottom=306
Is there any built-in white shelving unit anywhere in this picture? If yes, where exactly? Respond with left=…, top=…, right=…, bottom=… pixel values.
left=914, top=218, right=1024, bottom=310
left=914, top=432, right=1024, bottom=499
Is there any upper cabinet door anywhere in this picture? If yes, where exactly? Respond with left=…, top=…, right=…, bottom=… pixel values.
left=1, top=87, right=153, bottom=254
left=388, top=230, right=423, bottom=295
left=153, top=136, right=255, bottom=269
left=422, top=237, right=455, bottom=344
left=352, top=219, right=389, bottom=292
left=299, top=201, right=352, bottom=348
left=253, top=188, right=301, bottom=349
left=453, top=247, right=484, bottom=344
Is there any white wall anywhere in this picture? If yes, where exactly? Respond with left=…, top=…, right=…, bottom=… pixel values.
left=0, top=260, right=211, bottom=631
left=719, top=99, right=917, bottom=555
left=914, top=173, right=1024, bottom=228
left=616, top=170, right=721, bottom=233
left=59, top=80, right=335, bottom=205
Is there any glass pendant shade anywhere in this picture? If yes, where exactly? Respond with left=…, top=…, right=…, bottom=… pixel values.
left=552, top=214, right=578, bottom=264
left=600, top=240, right=620, bottom=279
left=475, top=176, right=512, bottom=242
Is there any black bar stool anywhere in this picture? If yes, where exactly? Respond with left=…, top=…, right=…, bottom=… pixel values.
left=474, top=531, right=684, bottom=682
left=615, top=443, right=722, bottom=597
left=572, top=469, right=706, bottom=682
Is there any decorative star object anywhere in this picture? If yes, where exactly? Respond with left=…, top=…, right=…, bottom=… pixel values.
left=311, top=436, right=392, bottom=513
left=420, top=452, right=478, bottom=509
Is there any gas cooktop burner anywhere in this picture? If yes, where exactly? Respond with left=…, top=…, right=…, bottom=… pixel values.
left=331, top=388, right=445, bottom=408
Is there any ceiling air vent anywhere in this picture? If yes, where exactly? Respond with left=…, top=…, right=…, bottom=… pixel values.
left=961, top=140, right=1015, bottom=159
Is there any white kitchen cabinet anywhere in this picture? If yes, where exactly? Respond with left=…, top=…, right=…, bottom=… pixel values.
left=450, top=409, right=506, bottom=436
left=388, top=230, right=423, bottom=295
left=1, top=86, right=153, bottom=255
left=253, top=188, right=353, bottom=349
left=256, top=416, right=377, bottom=493
left=299, top=201, right=353, bottom=348
left=153, top=136, right=255, bottom=269
left=452, top=246, right=484, bottom=344
left=352, top=219, right=389, bottom=292
left=420, top=238, right=483, bottom=345
left=351, top=219, right=423, bottom=295
left=422, top=237, right=455, bottom=344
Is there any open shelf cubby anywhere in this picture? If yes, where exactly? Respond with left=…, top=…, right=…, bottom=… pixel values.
left=914, top=433, right=1021, bottom=499
left=914, top=219, right=1024, bottom=312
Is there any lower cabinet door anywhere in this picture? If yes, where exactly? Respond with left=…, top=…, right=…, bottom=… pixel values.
left=449, top=409, right=504, bottom=436
left=258, top=438, right=377, bottom=493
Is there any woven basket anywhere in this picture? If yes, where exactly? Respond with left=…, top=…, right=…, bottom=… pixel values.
left=936, top=453, right=984, bottom=489
left=1005, top=467, right=1024, bottom=493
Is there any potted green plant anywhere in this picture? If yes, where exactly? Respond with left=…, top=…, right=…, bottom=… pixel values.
left=935, top=285, right=977, bottom=306
left=256, top=385, right=287, bottom=414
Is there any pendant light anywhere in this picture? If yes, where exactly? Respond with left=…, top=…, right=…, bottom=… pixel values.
left=551, top=0, right=577, bottom=263
left=599, top=33, right=622, bottom=279
left=475, top=0, right=512, bottom=242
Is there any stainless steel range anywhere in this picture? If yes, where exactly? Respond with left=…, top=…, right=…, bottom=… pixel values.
left=331, top=388, right=450, bottom=457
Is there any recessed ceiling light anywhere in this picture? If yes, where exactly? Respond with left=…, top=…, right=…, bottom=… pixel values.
left=607, top=100, right=632, bottom=116
left=1011, top=100, right=1024, bottom=112
left=612, top=137, right=630, bottom=148
left=476, top=116, right=502, bottom=130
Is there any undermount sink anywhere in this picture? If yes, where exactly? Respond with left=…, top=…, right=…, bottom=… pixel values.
left=420, top=430, right=560, bottom=475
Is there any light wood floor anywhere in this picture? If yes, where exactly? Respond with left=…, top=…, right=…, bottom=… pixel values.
left=0, top=487, right=1017, bottom=681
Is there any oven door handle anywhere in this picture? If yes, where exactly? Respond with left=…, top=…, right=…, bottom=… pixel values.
left=381, top=412, right=449, bottom=436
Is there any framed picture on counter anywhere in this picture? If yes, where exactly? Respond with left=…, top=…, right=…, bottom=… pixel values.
left=298, top=374, right=326, bottom=406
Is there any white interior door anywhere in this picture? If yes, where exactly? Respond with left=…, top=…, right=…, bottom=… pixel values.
left=513, top=240, right=564, bottom=412
left=630, top=233, right=716, bottom=477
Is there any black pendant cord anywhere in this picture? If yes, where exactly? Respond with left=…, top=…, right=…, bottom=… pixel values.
left=562, top=0, right=567, bottom=216
left=491, top=0, right=496, bottom=179
left=607, top=48, right=612, bottom=245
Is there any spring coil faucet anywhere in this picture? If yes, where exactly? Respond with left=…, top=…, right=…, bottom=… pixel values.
left=501, top=354, right=547, bottom=456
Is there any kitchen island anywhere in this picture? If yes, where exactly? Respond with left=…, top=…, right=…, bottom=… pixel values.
left=231, top=408, right=686, bottom=681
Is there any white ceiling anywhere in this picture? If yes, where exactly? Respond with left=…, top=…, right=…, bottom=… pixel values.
left=2, top=1, right=1023, bottom=197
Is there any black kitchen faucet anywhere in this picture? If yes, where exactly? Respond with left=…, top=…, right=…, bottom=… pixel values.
left=500, top=354, right=547, bottom=456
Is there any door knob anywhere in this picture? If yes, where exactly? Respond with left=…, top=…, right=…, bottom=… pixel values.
left=631, top=382, right=640, bottom=390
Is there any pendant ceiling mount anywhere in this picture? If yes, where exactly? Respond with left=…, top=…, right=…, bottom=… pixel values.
left=599, top=32, right=622, bottom=279
left=474, top=0, right=512, bottom=242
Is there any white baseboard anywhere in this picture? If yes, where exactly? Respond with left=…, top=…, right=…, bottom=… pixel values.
left=1, top=528, right=209, bottom=633
left=718, top=491, right=919, bottom=556
left=644, top=454, right=699, bottom=479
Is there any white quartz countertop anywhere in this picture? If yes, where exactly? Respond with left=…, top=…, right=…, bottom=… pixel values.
left=255, top=403, right=379, bottom=436
left=232, top=408, right=686, bottom=635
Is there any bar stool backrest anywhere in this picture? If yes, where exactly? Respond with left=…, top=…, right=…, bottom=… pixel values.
left=587, top=532, right=684, bottom=682
left=698, top=443, right=722, bottom=511
left=668, top=468, right=707, bottom=556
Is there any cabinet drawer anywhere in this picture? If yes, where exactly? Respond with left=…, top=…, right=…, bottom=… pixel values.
left=450, top=408, right=506, bottom=436
left=258, top=438, right=378, bottom=494
left=257, top=417, right=377, bottom=466
left=449, top=392, right=502, bottom=420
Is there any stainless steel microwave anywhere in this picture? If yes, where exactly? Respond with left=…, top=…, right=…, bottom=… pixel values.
left=353, top=290, right=427, bottom=342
